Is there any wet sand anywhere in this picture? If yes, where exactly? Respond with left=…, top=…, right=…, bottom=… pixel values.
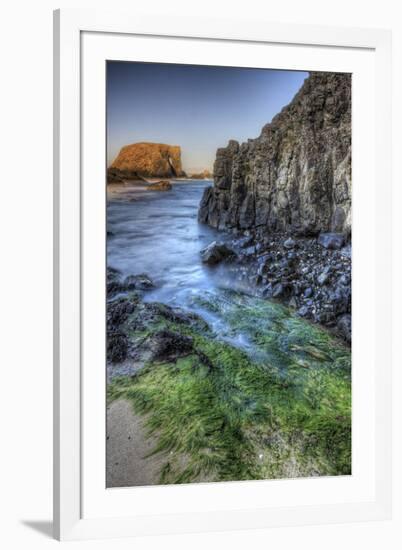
left=106, top=400, right=164, bottom=487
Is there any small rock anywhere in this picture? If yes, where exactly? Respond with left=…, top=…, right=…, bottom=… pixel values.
left=283, top=237, right=296, bottom=249
left=272, top=283, right=284, bottom=298
left=124, top=273, right=154, bottom=290
left=340, top=244, right=352, bottom=259
left=304, top=287, right=313, bottom=298
left=235, top=236, right=254, bottom=249
left=316, top=311, right=336, bottom=324
left=318, top=233, right=345, bottom=250
left=338, top=273, right=351, bottom=286
left=148, top=180, right=172, bottom=191
left=337, top=314, right=352, bottom=343
left=298, top=305, right=309, bottom=317
left=242, top=245, right=256, bottom=257
left=317, top=268, right=331, bottom=286
left=288, top=296, right=298, bottom=308
left=272, top=283, right=291, bottom=299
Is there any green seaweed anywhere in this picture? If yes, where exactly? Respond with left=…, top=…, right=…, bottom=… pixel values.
left=108, top=290, right=351, bottom=484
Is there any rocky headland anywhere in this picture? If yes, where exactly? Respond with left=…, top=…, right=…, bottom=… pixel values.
left=198, top=72, right=352, bottom=342
left=108, top=142, right=186, bottom=183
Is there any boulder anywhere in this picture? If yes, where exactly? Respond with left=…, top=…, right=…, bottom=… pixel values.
left=148, top=180, right=172, bottom=191
left=149, top=330, right=194, bottom=362
left=200, top=241, right=234, bottom=265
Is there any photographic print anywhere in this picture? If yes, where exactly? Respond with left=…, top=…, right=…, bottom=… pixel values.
left=106, top=62, right=351, bottom=488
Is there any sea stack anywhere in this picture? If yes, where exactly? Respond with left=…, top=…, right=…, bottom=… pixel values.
left=108, top=142, right=185, bottom=182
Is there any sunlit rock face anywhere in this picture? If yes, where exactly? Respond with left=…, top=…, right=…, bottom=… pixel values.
left=109, top=142, right=185, bottom=179
left=199, top=72, right=351, bottom=237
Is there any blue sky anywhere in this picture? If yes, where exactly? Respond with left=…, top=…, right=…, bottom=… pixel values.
left=107, top=62, right=308, bottom=173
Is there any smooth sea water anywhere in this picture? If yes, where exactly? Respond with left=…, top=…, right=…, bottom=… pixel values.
left=107, top=179, right=349, bottom=364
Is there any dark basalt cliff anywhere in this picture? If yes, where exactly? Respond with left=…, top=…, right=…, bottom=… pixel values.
left=108, top=142, right=185, bottom=182
left=199, top=72, right=351, bottom=237
left=198, top=72, right=352, bottom=341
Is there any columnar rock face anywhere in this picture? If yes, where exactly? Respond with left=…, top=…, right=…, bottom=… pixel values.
left=199, top=73, right=351, bottom=237
left=109, top=142, right=185, bottom=180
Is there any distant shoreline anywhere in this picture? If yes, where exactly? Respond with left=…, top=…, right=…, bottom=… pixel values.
left=106, top=177, right=213, bottom=199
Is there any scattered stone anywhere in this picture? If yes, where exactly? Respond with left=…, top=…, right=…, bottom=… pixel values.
left=297, top=305, right=309, bottom=317
left=318, top=233, right=345, bottom=250
left=209, top=230, right=351, bottom=342
left=241, top=245, right=256, bottom=257
left=288, top=296, right=298, bottom=308
left=304, top=287, right=313, bottom=298
left=317, top=269, right=331, bottom=286
left=272, top=283, right=291, bottom=299
left=284, top=237, right=296, bottom=249
left=337, top=314, right=351, bottom=343
left=340, top=244, right=352, bottom=259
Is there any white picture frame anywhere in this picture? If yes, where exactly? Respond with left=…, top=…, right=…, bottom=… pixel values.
left=53, top=8, right=392, bottom=541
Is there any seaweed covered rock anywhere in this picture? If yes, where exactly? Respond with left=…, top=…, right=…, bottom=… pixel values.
left=106, top=279, right=210, bottom=373
left=148, top=329, right=194, bottom=361
left=107, top=267, right=154, bottom=298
